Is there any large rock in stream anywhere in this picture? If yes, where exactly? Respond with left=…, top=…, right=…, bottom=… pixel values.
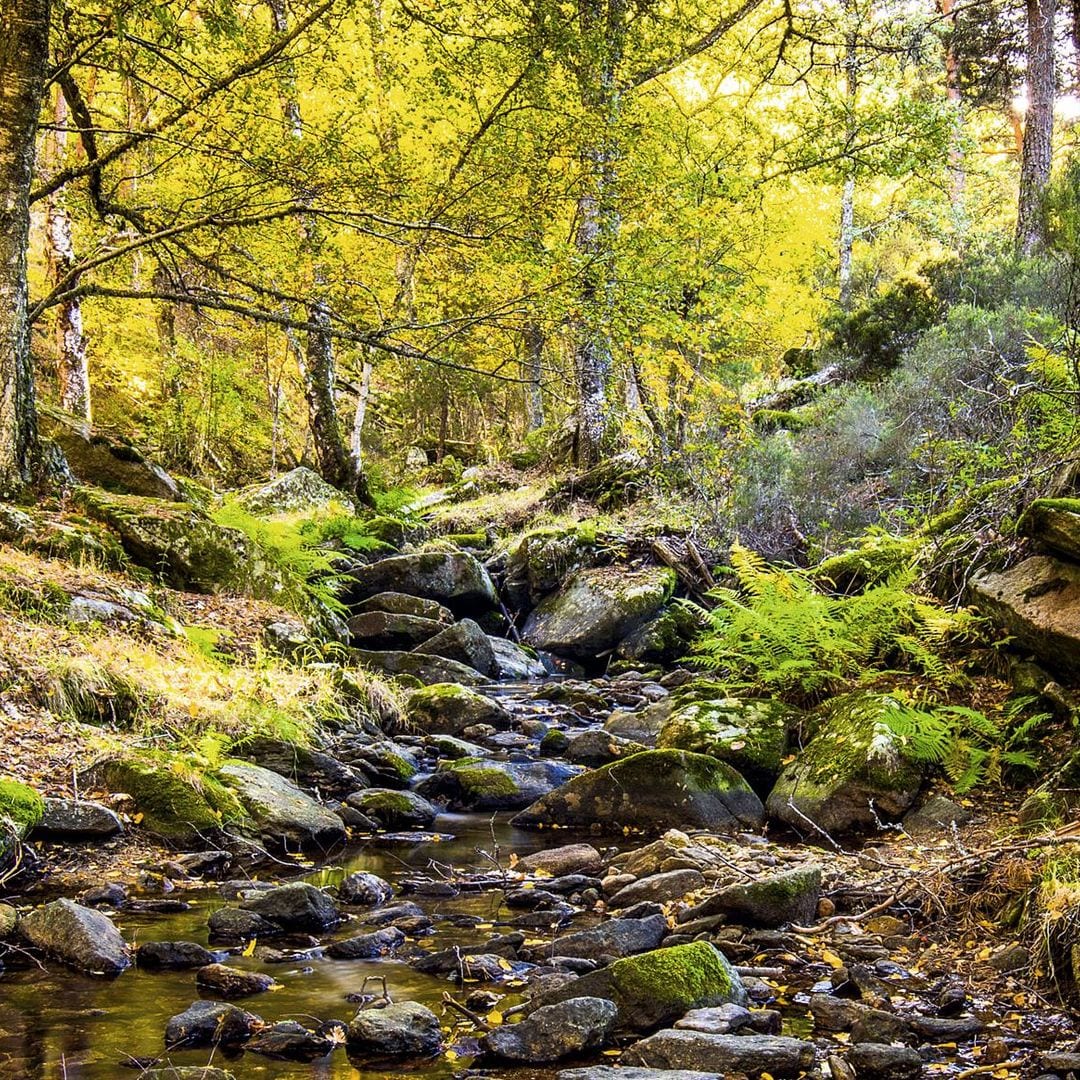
left=352, top=649, right=487, bottom=685
left=511, top=749, right=764, bottom=835
left=621, top=1030, right=815, bottom=1076
left=346, top=552, right=497, bottom=613
left=485, top=997, right=618, bottom=1062
left=766, top=692, right=925, bottom=834
left=413, top=618, right=498, bottom=677
left=82, top=755, right=240, bottom=846
left=523, top=566, right=676, bottom=659
left=218, top=762, right=345, bottom=848
left=658, top=695, right=798, bottom=793
left=530, top=941, right=745, bottom=1032
left=406, top=683, right=510, bottom=733
left=416, top=758, right=583, bottom=811
left=19, top=898, right=132, bottom=975
left=969, top=554, right=1080, bottom=673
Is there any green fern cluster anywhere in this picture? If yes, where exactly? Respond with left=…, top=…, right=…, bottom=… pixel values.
left=691, top=543, right=983, bottom=703
left=879, top=698, right=1039, bottom=794
left=212, top=501, right=348, bottom=620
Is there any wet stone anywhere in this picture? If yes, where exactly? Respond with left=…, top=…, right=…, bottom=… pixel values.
left=484, top=997, right=619, bottom=1063
left=326, top=926, right=405, bottom=959
left=245, top=1019, right=336, bottom=1061
left=238, top=882, right=341, bottom=932
left=195, top=962, right=279, bottom=997
left=207, top=907, right=280, bottom=943
left=164, top=1000, right=262, bottom=1049
left=622, top=1031, right=816, bottom=1077
left=338, top=870, right=394, bottom=907
left=137, top=941, right=219, bottom=970
left=847, top=1043, right=923, bottom=1080
left=346, top=1001, right=443, bottom=1058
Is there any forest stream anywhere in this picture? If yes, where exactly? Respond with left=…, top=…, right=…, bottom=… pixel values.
left=3, top=671, right=1079, bottom=1080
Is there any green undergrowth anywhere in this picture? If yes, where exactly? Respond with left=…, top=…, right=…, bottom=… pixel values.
left=211, top=500, right=348, bottom=619
left=692, top=542, right=986, bottom=705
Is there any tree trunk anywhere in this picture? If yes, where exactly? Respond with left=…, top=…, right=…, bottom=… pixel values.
left=522, top=321, right=545, bottom=432
left=838, top=0, right=858, bottom=310
left=351, top=357, right=372, bottom=461
left=46, top=90, right=91, bottom=421
left=1016, top=0, right=1056, bottom=255
left=0, top=0, right=49, bottom=495
left=570, top=0, right=625, bottom=467
left=267, top=0, right=370, bottom=505
left=299, top=291, right=369, bottom=503
left=938, top=0, right=966, bottom=227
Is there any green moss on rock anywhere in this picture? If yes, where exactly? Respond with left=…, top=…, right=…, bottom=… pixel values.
left=658, top=696, right=796, bottom=794
left=85, top=755, right=241, bottom=844
left=766, top=692, right=925, bottom=834
left=0, top=780, right=45, bottom=833
left=511, top=748, right=764, bottom=835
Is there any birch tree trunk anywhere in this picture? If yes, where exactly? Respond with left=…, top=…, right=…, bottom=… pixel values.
left=1016, top=0, right=1056, bottom=255
left=838, top=0, right=859, bottom=310
left=268, top=0, right=370, bottom=504
left=46, top=89, right=91, bottom=421
left=0, top=0, right=49, bottom=495
left=570, top=0, right=625, bottom=466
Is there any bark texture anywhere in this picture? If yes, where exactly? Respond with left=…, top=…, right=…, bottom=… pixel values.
left=570, top=0, right=625, bottom=467
left=0, top=0, right=49, bottom=494
left=46, top=91, right=91, bottom=420
left=1016, top=0, right=1056, bottom=256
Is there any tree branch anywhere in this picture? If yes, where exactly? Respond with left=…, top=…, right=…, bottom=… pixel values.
left=624, top=0, right=768, bottom=89
left=31, top=0, right=335, bottom=203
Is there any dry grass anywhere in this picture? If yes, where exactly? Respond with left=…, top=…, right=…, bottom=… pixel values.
left=0, top=544, right=403, bottom=792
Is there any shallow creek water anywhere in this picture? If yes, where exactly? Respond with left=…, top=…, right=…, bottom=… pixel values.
left=0, top=814, right=589, bottom=1080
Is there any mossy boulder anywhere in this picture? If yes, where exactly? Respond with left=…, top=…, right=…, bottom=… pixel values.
left=406, top=683, right=511, bottom=734
left=490, top=636, right=546, bottom=680
left=416, top=758, right=582, bottom=811
left=43, top=414, right=182, bottom=500
left=530, top=941, right=745, bottom=1032
left=234, top=467, right=354, bottom=517
left=345, top=552, right=497, bottom=614
left=218, top=762, right=346, bottom=849
left=345, top=788, right=439, bottom=828
left=73, top=487, right=280, bottom=596
left=766, top=692, right=925, bottom=835
left=604, top=697, right=677, bottom=746
left=523, top=566, right=677, bottom=660
left=504, top=525, right=602, bottom=608
left=679, top=865, right=822, bottom=928
left=347, top=610, right=445, bottom=649
left=615, top=604, right=707, bottom=665
left=970, top=555, right=1080, bottom=674
left=84, top=756, right=240, bottom=845
left=0, top=779, right=45, bottom=835
left=658, top=696, right=797, bottom=794
left=511, top=749, right=764, bottom=835
left=0, top=780, right=44, bottom=873
left=353, top=591, right=453, bottom=624
left=1019, top=498, right=1080, bottom=562
left=815, top=533, right=920, bottom=591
